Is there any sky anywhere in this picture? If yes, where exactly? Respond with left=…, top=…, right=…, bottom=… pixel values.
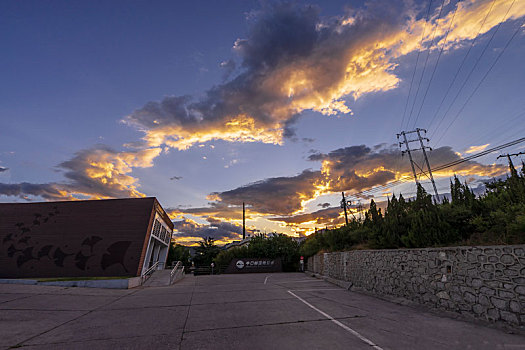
left=1, top=0, right=525, bottom=245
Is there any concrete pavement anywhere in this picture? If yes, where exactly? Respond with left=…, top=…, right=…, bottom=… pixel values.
left=1, top=273, right=524, bottom=349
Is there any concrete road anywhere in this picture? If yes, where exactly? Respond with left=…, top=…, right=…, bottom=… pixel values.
left=1, top=273, right=524, bottom=349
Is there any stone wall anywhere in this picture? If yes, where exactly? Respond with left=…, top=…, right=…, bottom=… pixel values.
left=307, top=245, right=525, bottom=330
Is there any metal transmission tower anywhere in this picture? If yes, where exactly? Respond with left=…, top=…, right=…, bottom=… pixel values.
left=397, top=128, right=440, bottom=201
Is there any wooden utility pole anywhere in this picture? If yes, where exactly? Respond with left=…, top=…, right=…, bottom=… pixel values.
left=340, top=192, right=349, bottom=226
left=242, top=202, right=245, bottom=240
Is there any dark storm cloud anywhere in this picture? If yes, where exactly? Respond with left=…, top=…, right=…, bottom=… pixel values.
left=208, top=170, right=320, bottom=215
left=167, top=202, right=244, bottom=221
left=123, top=1, right=413, bottom=150
left=172, top=218, right=254, bottom=243
left=270, top=206, right=343, bottom=226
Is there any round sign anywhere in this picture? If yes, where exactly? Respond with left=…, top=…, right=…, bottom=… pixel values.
left=236, top=260, right=245, bottom=269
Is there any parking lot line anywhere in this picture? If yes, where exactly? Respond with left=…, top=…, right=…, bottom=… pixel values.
left=288, top=290, right=383, bottom=350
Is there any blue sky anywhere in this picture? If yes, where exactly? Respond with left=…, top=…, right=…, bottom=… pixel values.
left=1, top=0, right=525, bottom=244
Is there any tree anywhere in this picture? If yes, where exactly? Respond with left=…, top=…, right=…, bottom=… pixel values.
left=193, top=237, right=220, bottom=266
left=166, top=243, right=191, bottom=268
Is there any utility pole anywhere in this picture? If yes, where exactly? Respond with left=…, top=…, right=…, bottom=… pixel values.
left=242, top=202, right=245, bottom=240
left=340, top=192, right=349, bottom=226
left=497, top=151, right=525, bottom=163
left=497, top=151, right=524, bottom=174
left=397, top=128, right=440, bottom=200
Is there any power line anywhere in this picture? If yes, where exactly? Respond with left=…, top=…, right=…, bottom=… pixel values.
left=347, top=136, right=525, bottom=200
left=400, top=0, right=435, bottom=131
left=412, top=0, right=459, bottom=129
left=434, top=9, right=524, bottom=146
left=426, top=0, right=497, bottom=132
left=406, top=0, right=447, bottom=130
left=432, top=0, right=519, bottom=142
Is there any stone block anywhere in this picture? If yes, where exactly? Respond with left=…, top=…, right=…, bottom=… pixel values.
left=480, top=271, right=493, bottom=280
left=498, top=289, right=515, bottom=299
left=483, top=264, right=495, bottom=272
left=504, top=269, right=518, bottom=277
left=516, top=285, right=525, bottom=295
left=490, top=297, right=508, bottom=310
left=437, top=291, right=450, bottom=300
left=458, top=303, right=472, bottom=311
left=512, top=277, right=525, bottom=284
left=479, top=295, right=491, bottom=306
left=514, top=248, right=524, bottom=257
left=487, top=308, right=500, bottom=321
left=471, top=278, right=483, bottom=288
left=499, top=254, right=516, bottom=265
left=463, top=291, right=476, bottom=303
left=472, top=304, right=485, bottom=315
left=488, top=256, right=499, bottom=263
left=467, top=253, right=477, bottom=263
left=510, top=300, right=521, bottom=313
left=450, top=292, right=462, bottom=302
left=486, top=280, right=502, bottom=289
left=500, top=311, right=520, bottom=325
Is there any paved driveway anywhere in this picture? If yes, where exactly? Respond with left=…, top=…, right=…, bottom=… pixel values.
left=1, top=273, right=524, bottom=349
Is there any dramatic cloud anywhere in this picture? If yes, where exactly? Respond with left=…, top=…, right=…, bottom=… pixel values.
left=465, top=143, right=490, bottom=154
left=0, top=146, right=161, bottom=200
left=3, top=0, right=522, bottom=207
left=123, top=1, right=525, bottom=151
left=0, top=182, right=75, bottom=201
left=208, top=144, right=507, bottom=216
left=207, top=170, right=320, bottom=216
left=270, top=206, right=344, bottom=226
left=172, top=217, right=255, bottom=245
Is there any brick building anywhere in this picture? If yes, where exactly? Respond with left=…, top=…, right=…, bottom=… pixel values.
left=0, top=197, right=173, bottom=278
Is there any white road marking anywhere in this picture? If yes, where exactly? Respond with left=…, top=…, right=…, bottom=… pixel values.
left=289, top=288, right=341, bottom=292
left=264, top=276, right=269, bottom=284
left=288, top=290, right=383, bottom=350
left=277, top=279, right=322, bottom=283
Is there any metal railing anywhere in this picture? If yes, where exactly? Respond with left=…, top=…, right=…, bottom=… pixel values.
left=141, top=261, right=159, bottom=285
left=170, top=261, right=185, bottom=284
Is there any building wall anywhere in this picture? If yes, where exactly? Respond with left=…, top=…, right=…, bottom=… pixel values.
left=0, top=198, right=158, bottom=278
left=307, top=245, right=525, bottom=329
